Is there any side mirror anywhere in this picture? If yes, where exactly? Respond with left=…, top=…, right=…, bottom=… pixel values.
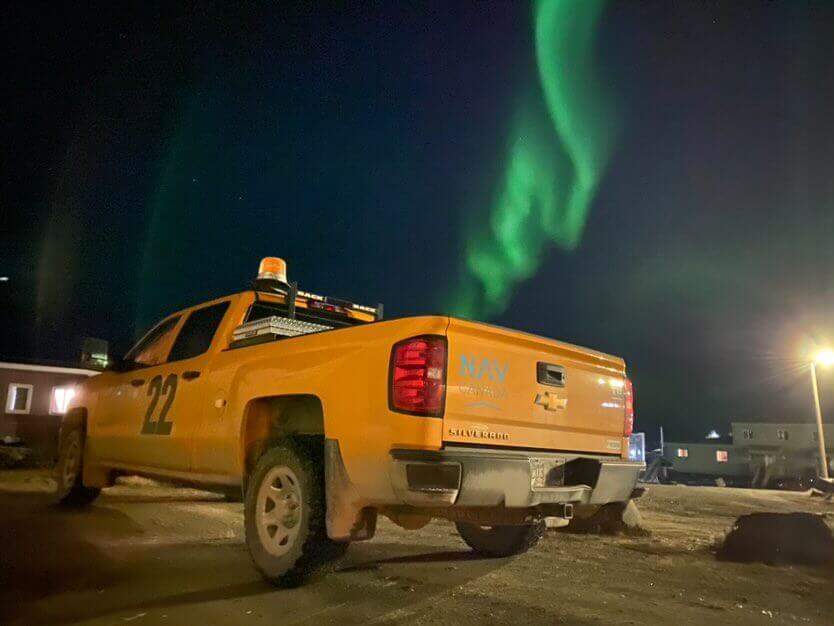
left=81, top=337, right=110, bottom=370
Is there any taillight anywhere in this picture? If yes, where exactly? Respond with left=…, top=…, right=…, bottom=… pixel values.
left=389, top=335, right=447, bottom=416
left=624, top=378, right=634, bottom=436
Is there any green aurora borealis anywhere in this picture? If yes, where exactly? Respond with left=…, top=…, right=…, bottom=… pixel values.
left=451, top=0, right=618, bottom=319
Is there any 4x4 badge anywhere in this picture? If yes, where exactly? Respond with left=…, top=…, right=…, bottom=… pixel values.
left=534, top=391, right=567, bottom=411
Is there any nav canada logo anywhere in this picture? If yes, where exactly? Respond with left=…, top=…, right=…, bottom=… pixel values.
left=457, top=354, right=509, bottom=408
left=459, top=354, right=508, bottom=382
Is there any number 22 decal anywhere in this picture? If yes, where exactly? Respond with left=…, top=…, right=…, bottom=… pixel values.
left=141, top=374, right=177, bottom=435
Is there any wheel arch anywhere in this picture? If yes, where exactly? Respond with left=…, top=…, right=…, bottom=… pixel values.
left=240, top=394, right=325, bottom=485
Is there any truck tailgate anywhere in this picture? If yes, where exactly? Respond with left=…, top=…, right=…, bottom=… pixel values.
left=444, top=318, right=628, bottom=456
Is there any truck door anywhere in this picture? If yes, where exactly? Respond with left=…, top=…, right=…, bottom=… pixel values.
left=122, top=301, right=231, bottom=473
left=90, top=314, right=182, bottom=465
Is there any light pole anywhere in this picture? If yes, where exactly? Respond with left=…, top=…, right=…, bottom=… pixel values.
left=811, top=350, right=833, bottom=479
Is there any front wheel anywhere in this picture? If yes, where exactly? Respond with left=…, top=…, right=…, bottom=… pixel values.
left=456, top=521, right=545, bottom=557
left=54, top=430, right=101, bottom=507
left=244, top=441, right=347, bottom=586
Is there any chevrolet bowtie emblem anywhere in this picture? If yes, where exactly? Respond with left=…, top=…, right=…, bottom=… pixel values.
left=534, top=391, right=567, bottom=411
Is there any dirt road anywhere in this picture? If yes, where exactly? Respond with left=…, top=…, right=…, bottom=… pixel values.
left=1, top=472, right=832, bottom=625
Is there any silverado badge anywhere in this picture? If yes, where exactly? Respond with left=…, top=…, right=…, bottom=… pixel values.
left=448, top=426, right=510, bottom=441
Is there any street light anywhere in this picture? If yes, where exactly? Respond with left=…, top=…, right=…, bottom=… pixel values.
left=810, top=350, right=833, bottom=479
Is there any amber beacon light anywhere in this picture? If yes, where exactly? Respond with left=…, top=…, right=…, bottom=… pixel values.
left=257, top=257, right=288, bottom=285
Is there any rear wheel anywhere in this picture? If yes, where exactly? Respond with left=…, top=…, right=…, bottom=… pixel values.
left=244, top=441, right=347, bottom=586
left=54, top=430, right=101, bottom=507
left=455, top=521, right=545, bottom=557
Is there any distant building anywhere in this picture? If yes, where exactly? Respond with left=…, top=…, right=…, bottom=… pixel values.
left=663, top=421, right=834, bottom=488
left=661, top=441, right=749, bottom=485
left=0, top=361, right=98, bottom=463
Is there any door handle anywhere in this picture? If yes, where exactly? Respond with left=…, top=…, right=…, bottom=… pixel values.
left=182, top=370, right=201, bottom=381
left=537, top=362, right=566, bottom=387
left=130, top=378, right=145, bottom=387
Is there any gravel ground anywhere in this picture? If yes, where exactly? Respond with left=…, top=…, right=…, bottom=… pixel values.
left=1, top=470, right=832, bottom=625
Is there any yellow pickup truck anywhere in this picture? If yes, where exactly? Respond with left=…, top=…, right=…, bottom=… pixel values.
left=56, top=258, right=641, bottom=585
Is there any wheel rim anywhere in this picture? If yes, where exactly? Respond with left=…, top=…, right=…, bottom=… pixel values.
left=255, top=465, right=303, bottom=557
left=63, top=437, right=81, bottom=488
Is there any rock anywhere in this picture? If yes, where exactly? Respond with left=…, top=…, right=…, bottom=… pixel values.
left=717, top=512, right=834, bottom=565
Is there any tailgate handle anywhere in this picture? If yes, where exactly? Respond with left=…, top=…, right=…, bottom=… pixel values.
left=537, top=362, right=566, bottom=387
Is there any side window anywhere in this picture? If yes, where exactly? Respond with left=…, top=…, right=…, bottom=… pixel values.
left=168, top=302, right=231, bottom=362
left=125, top=316, right=181, bottom=367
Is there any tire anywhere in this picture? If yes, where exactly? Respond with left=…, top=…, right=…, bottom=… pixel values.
left=244, top=441, right=347, bottom=586
left=54, top=429, right=101, bottom=507
left=455, top=521, right=545, bottom=557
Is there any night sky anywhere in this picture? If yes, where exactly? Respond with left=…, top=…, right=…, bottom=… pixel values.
left=4, top=1, right=834, bottom=442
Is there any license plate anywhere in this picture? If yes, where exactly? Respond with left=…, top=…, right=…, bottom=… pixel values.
left=529, top=457, right=566, bottom=489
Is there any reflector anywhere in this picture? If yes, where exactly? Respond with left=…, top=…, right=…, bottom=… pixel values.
left=624, top=378, right=634, bottom=437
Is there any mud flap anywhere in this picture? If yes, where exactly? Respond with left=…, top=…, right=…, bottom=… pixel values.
left=324, top=438, right=376, bottom=541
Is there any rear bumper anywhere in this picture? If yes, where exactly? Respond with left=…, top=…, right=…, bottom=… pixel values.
left=390, top=445, right=643, bottom=508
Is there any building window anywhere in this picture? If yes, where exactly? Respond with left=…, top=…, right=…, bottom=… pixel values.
left=742, top=429, right=753, bottom=440
left=716, top=450, right=729, bottom=463
left=677, top=448, right=689, bottom=458
left=777, top=430, right=790, bottom=441
left=6, top=383, right=34, bottom=414
left=50, top=386, right=77, bottom=415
